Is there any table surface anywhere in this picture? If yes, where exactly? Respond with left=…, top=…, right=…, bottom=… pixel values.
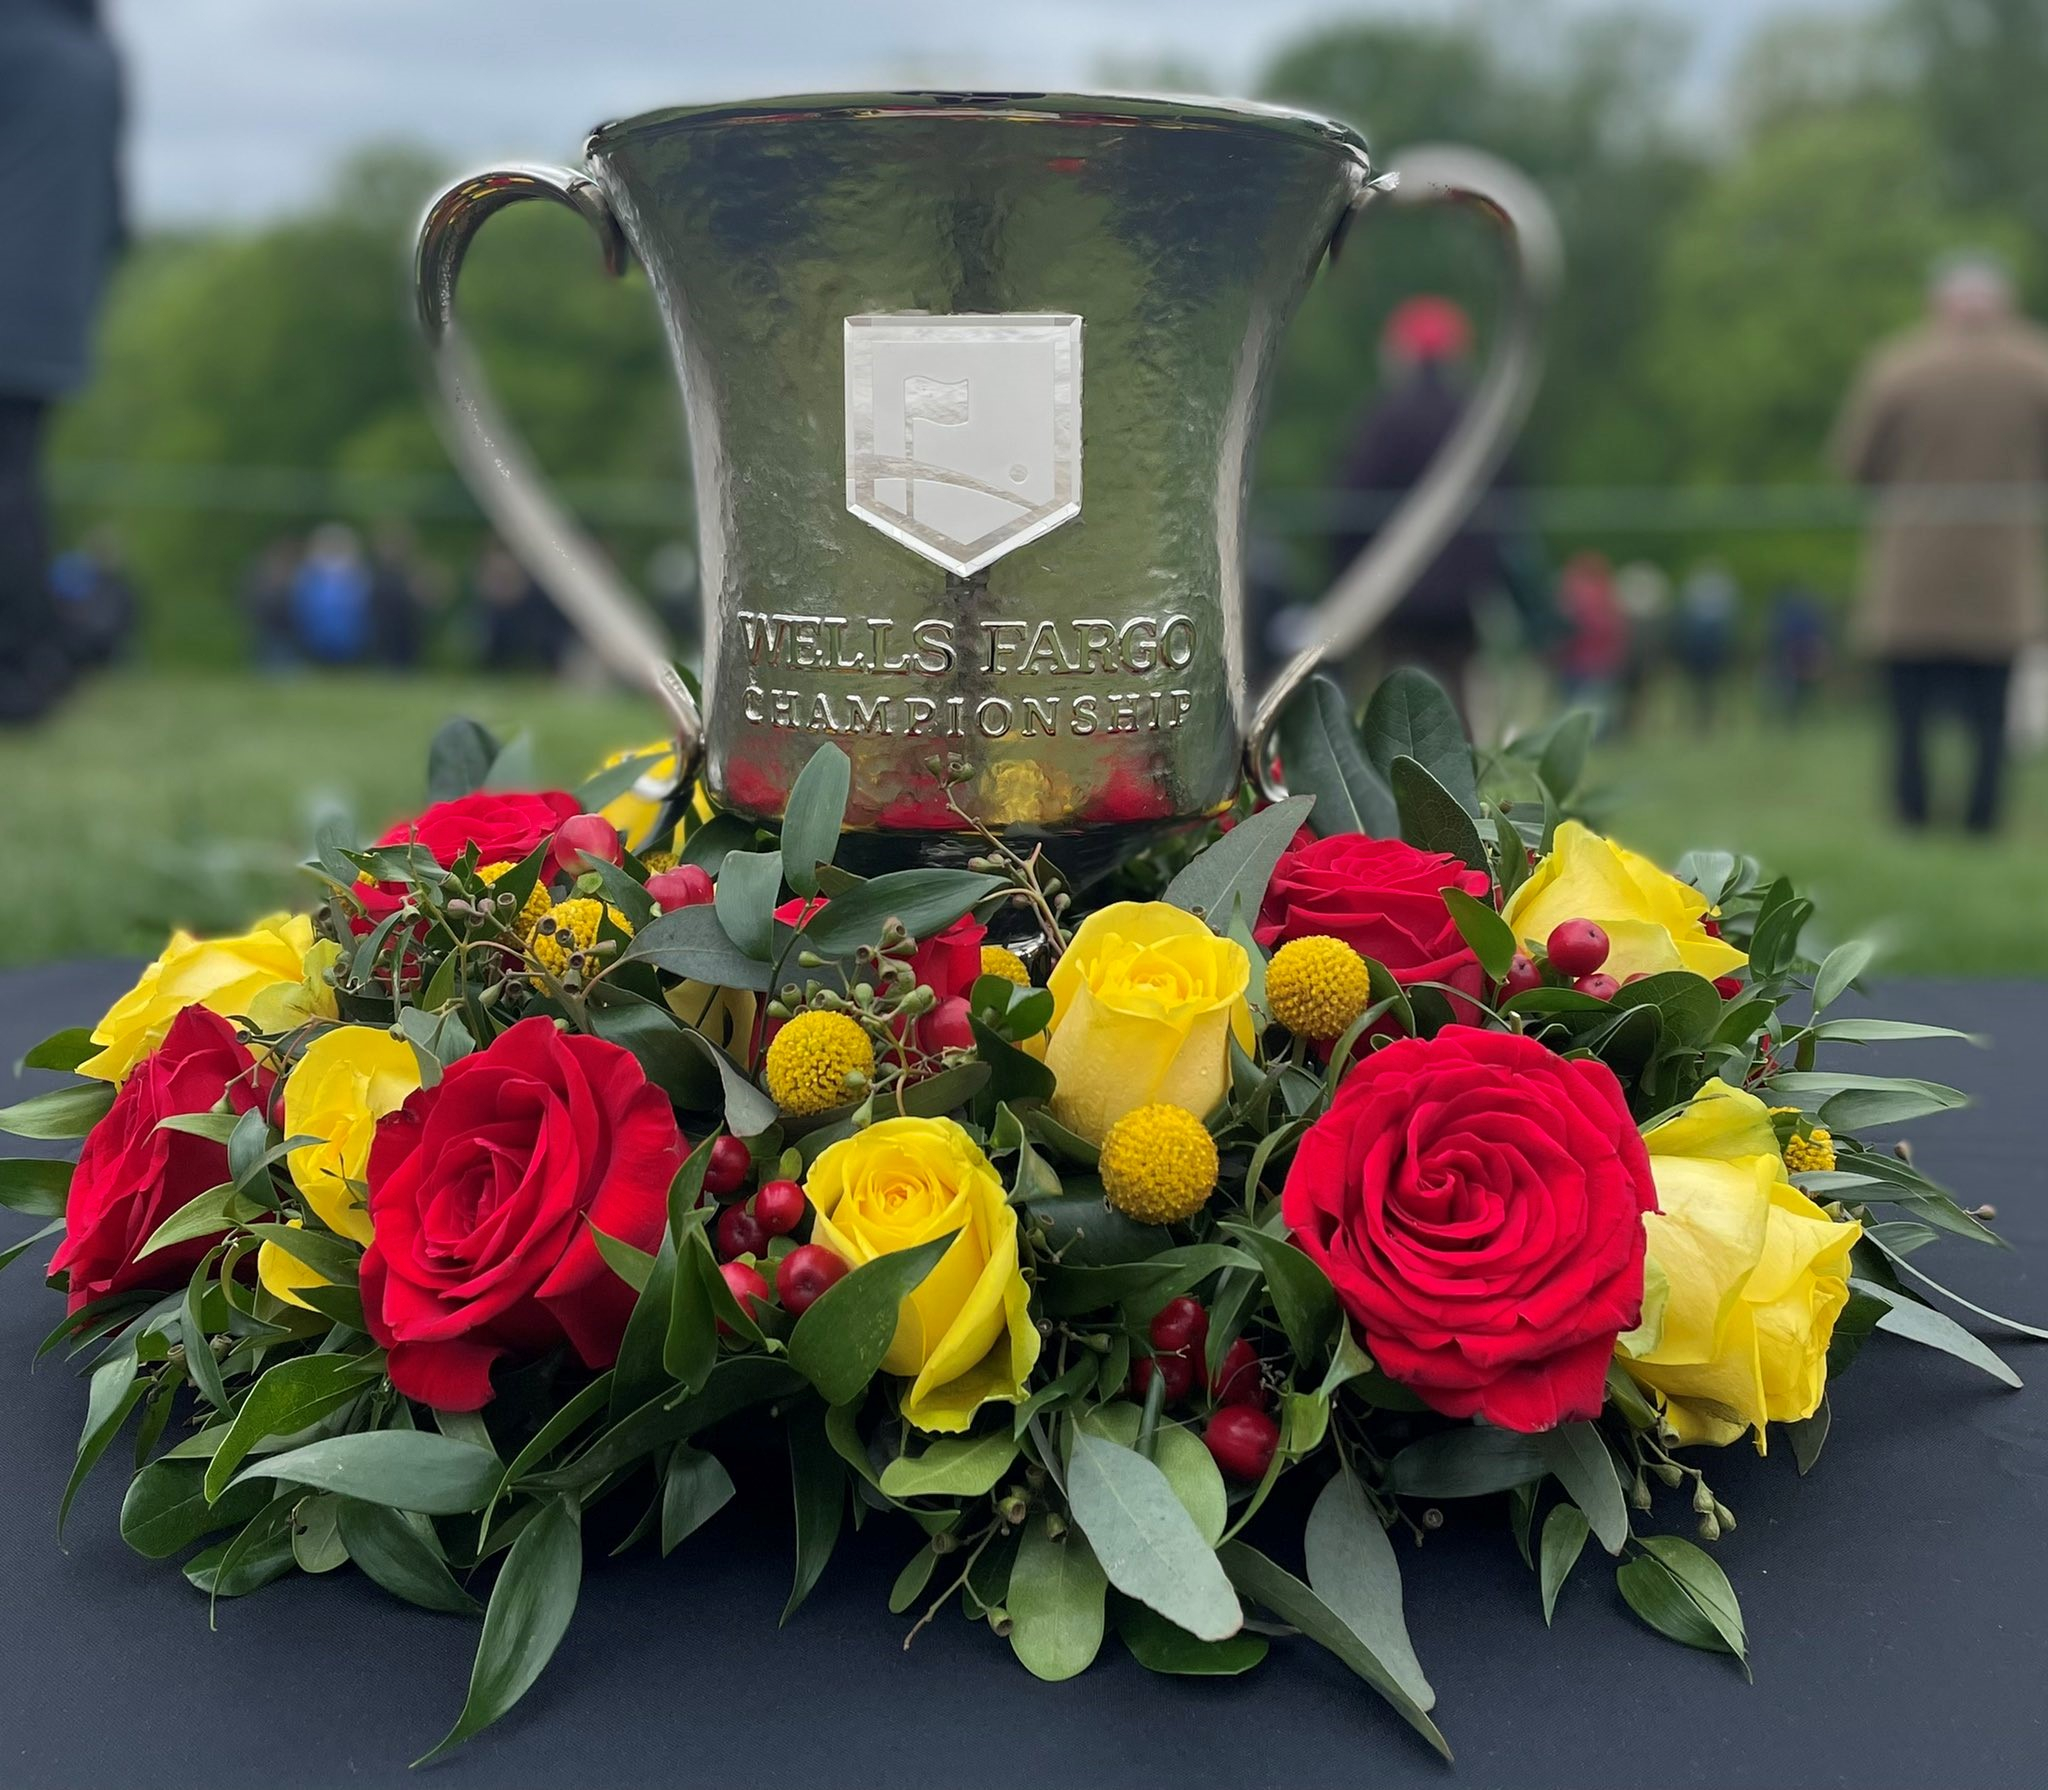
left=1, top=962, right=2043, bottom=1790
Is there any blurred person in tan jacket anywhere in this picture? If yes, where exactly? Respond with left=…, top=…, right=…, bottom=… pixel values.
left=1833, top=253, right=2048, bottom=833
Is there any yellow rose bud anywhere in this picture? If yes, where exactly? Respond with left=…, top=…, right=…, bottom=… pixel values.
left=1041, top=901, right=1253, bottom=1144
left=1619, top=1079, right=1860, bottom=1451
left=1502, top=821, right=1746, bottom=984
left=80, top=913, right=339, bottom=1084
left=804, top=1116, right=1041, bottom=1432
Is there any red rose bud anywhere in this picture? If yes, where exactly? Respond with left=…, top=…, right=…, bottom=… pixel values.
left=775, top=1243, right=849, bottom=1315
left=924, top=995, right=977, bottom=1054
left=753, top=1178, right=806, bottom=1237
left=646, top=863, right=714, bottom=910
left=1545, top=918, right=1610, bottom=978
left=1574, top=972, right=1621, bottom=1002
left=1132, top=1351, right=1195, bottom=1405
left=1203, top=1407, right=1280, bottom=1483
left=1502, top=952, right=1543, bottom=998
left=553, top=811, right=624, bottom=874
left=1212, top=1337, right=1268, bottom=1409
left=1713, top=974, right=1744, bottom=1000
left=1148, top=1295, right=1209, bottom=1355
left=703, top=1134, right=753, bottom=1200
left=717, top=1260, right=770, bottom=1331
left=715, top=1204, right=768, bottom=1261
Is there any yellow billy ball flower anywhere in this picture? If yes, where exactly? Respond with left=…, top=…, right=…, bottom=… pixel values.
left=765, top=1011, right=876, bottom=1116
left=531, top=897, right=604, bottom=978
left=1783, top=1126, right=1837, bottom=1174
left=641, top=849, right=677, bottom=874
left=1098, top=1103, right=1219, bottom=1225
left=980, top=944, right=1032, bottom=987
left=1265, top=935, right=1372, bottom=1041
left=479, top=861, right=552, bottom=938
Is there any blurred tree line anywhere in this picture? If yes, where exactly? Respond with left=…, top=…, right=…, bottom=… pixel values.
left=49, top=0, right=2048, bottom=660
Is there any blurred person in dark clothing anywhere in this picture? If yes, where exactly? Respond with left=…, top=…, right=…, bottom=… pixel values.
left=1553, top=551, right=1628, bottom=719
left=48, top=526, right=135, bottom=668
left=1764, top=584, right=1830, bottom=727
left=367, top=522, right=430, bottom=668
left=1332, top=296, right=1542, bottom=705
left=243, top=537, right=301, bottom=670
left=0, top=0, right=123, bottom=723
left=473, top=539, right=571, bottom=672
left=1833, top=252, right=2048, bottom=833
left=1675, top=561, right=1740, bottom=728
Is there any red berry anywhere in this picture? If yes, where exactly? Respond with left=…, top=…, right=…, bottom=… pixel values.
left=715, top=1204, right=767, bottom=1261
left=1149, top=1296, right=1209, bottom=1355
left=753, top=1178, right=806, bottom=1237
left=1713, top=974, right=1744, bottom=1000
left=716, top=1261, right=770, bottom=1331
left=553, top=812, right=623, bottom=873
left=646, top=863, right=714, bottom=909
left=923, top=995, right=977, bottom=1054
left=1203, top=1407, right=1280, bottom=1483
left=776, top=1243, right=849, bottom=1315
left=1502, top=952, right=1543, bottom=998
left=1702, top=916, right=1723, bottom=939
left=703, top=1134, right=752, bottom=1199
left=1132, top=1352, right=1195, bottom=1405
left=1212, top=1338, right=1268, bottom=1409
left=1546, top=918, right=1610, bottom=978
left=1574, top=971, right=1621, bottom=1001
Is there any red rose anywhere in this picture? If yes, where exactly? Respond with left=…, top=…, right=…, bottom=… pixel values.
left=772, top=899, right=986, bottom=1053
left=353, top=790, right=580, bottom=927
left=1257, top=833, right=1492, bottom=1011
left=360, top=1017, right=685, bottom=1410
left=50, top=1006, right=260, bottom=1313
left=1281, top=1026, right=1655, bottom=1432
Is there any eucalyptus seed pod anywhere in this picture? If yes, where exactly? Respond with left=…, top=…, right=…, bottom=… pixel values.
left=1692, top=1479, right=1717, bottom=1515
left=1652, top=1460, right=1685, bottom=1488
left=1697, top=1513, right=1722, bottom=1543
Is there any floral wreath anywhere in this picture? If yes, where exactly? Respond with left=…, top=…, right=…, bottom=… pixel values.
left=0, top=672, right=2025, bottom=1765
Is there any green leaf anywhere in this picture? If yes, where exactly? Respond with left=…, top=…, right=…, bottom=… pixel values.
left=181, top=1257, right=229, bottom=1414
left=1303, top=1471, right=1435, bottom=1710
left=1811, top=937, right=1880, bottom=1014
left=235, top=1430, right=503, bottom=1515
left=783, top=1403, right=844, bottom=1622
left=1023, top=1191, right=1161, bottom=1267
left=610, top=1229, right=678, bottom=1420
left=587, top=1223, right=655, bottom=1296
left=659, top=1446, right=735, bottom=1556
left=1361, top=668, right=1477, bottom=814
left=1161, top=794, right=1315, bottom=928
left=120, top=1459, right=272, bottom=1559
left=714, top=848, right=785, bottom=960
left=1539, top=1503, right=1590, bottom=1624
left=1809, top=1018, right=1980, bottom=1046
left=426, top=716, right=498, bottom=803
left=878, top=1430, right=1020, bottom=1500
left=184, top=1497, right=297, bottom=1599
left=1007, top=1517, right=1109, bottom=1681
left=1440, top=886, right=1517, bottom=983
left=618, top=902, right=775, bottom=991
left=1535, top=709, right=1595, bottom=802
left=1218, top=1541, right=1451, bottom=1760
left=801, top=870, right=1004, bottom=958
left=0, top=1079, right=114, bottom=1140
left=60, top=1348, right=146, bottom=1532
left=1276, top=673, right=1398, bottom=837
left=1785, top=1397, right=1830, bottom=1476
left=1065, top=1432, right=1241, bottom=1642
left=780, top=743, right=852, bottom=898
left=292, top=1492, right=349, bottom=1574
left=1389, top=756, right=1487, bottom=872
left=20, top=1027, right=98, bottom=1073
left=1853, top=1278, right=2022, bottom=1387
left=0, top=1156, right=70, bottom=1217
left=889, top=1543, right=938, bottom=1614
left=419, top=1495, right=583, bottom=1764
left=1115, top=1598, right=1268, bottom=1676
left=1078, top=1406, right=1227, bottom=1544
left=130, top=1183, right=250, bottom=1258
left=785, top=1230, right=956, bottom=1405
left=1039, top=1243, right=1252, bottom=1321
left=1768, top=1072, right=1968, bottom=1130
left=1385, top=1426, right=1546, bottom=1498
left=335, top=1497, right=482, bottom=1614
left=1536, top=1423, right=1629, bottom=1555
left=1620, top=1535, right=1749, bottom=1676
left=1216, top=1222, right=1337, bottom=1369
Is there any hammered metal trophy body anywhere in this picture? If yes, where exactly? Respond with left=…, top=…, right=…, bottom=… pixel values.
left=414, top=93, right=1560, bottom=876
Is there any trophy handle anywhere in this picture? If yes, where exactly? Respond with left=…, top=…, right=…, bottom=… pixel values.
left=1243, top=144, right=1563, bottom=798
left=414, top=166, right=703, bottom=765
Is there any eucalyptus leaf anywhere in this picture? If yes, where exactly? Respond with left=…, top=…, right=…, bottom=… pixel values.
left=715, top=848, right=785, bottom=960
left=1065, top=1433, right=1240, bottom=1642
left=779, top=743, right=852, bottom=898
left=1161, top=795, right=1315, bottom=928
left=1361, top=668, right=1477, bottom=814
left=1811, top=937, right=1880, bottom=1014
left=802, top=870, right=1004, bottom=958
left=425, top=716, right=498, bottom=803
left=878, top=1430, right=1019, bottom=1500
left=1854, top=1278, right=2022, bottom=1387
left=1115, top=1598, right=1269, bottom=1676
left=1303, top=1471, right=1435, bottom=1710
left=1275, top=673, right=1398, bottom=837
left=1007, top=1517, right=1108, bottom=1682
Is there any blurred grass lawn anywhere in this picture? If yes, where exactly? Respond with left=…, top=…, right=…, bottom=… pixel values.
left=3, top=671, right=2043, bottom=975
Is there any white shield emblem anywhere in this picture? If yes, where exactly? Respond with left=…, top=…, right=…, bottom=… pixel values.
left=844, top=313, right=1082, bottom=577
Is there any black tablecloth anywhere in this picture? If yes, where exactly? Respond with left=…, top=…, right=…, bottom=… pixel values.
left=1, top=962, right=2043, bottom=1789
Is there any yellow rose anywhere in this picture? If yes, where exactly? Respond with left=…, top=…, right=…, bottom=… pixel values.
left=1502, top=821, right=1745, bottom=983
left=804, top=1116, right=1040, bottom=1433
left=80, top=913, right=339, bottom=1084
left=1619, top=1079, right=1860, bottom=1450
left=256, top=1024, right=422, bottom=1309
left=1041, top=901, right=1254, bottom=1144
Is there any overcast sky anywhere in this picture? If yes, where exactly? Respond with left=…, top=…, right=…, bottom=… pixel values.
left=109, top=0, right=1858, bottom=226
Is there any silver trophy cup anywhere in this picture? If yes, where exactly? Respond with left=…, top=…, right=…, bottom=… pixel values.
left=415, top=92, right=1559, bottom=875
